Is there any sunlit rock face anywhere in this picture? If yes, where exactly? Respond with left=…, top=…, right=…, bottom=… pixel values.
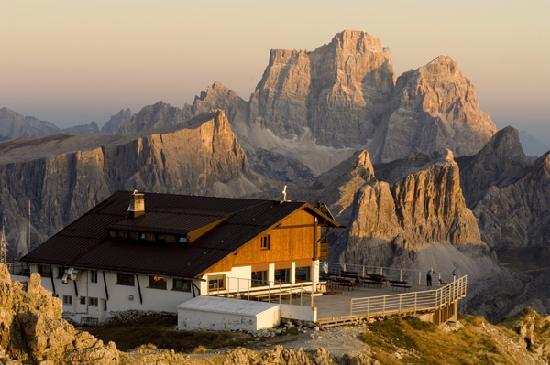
left=249, top=30, right=394, bottom=147
left=0, top=111, right=260, bottom=258
left=374, top=56, right=497, bottom=162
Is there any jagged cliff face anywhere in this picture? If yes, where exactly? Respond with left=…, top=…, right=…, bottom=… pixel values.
left=0, top=107, right=60, bottom=142
left=344, top=150, right=482, bottom=261
left=192, top=82, right=249, bottom=135
left=375, top=56, right=497, bottom=162
left=474, top=152, right=550, bottom=250
left=0, top=111, right=258, bottom=258
left=457, top=126, right=530, bottom=206
left=311, top=148, right=484, bottom=267
left=311, top=150, right=375, bottom=219
left=249, top=30, right=394, bottom=147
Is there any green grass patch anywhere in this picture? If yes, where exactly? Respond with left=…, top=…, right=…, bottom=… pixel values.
left=360, top=316, right=519, bottom=364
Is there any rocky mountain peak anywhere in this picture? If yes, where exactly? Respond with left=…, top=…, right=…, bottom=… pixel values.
left=0, top=107, right=60, bottom=141
left=457, top=126, right=530, bottom=206
left=423, top=55, right=459, bottom=74
left=250, top=30, right=394, bottom=147
left=376, top=55, right=497, bottom=162
left=331, top=29, right=388, bottom=53
left=101, top=108, right=132, bottom=134
left=354, top=150, right=375, bottom=176
left=117, top=101, right=193, bottom=135
left=338, top=149, right=483, bottom=266
left=481, top=126, right=523, bottom=151
left=192, top=83, right=248, bottom=128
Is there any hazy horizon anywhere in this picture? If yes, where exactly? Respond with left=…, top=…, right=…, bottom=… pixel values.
left=2, top=0, right=549, bottom=141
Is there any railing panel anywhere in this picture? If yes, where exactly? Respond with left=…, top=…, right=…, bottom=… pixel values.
left=350, top=275, right=467, bottom=317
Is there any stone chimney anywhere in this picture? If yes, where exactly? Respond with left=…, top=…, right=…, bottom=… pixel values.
left=127, top=189, right=145, bottom=219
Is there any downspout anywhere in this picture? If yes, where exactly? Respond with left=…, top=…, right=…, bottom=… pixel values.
left=136, top=274, right=143, bottom=304
left=49, top=264, right=57, bottom=296
left=192, top=282, right=201, bottom=297
left=102, top=271, right=109, bottom=300
left=73, top=280, right=79, bottom=297
left=86, top=270, right=89, bottom=314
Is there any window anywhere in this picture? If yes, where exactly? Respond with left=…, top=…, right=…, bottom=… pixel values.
left=80, top=296, right=86, bottom=305
left=260, top=235, right=271, bottom=250
left=207, top=274, right=226, bottom=292
left=38, top=264, right=51, bottom=276
left=90, top=270, right=98, bottom=284
left=251, top=270, right=269, bottom=287
left=148, top=275, right=167, bottom=290
left=62, top=295, right=72, bottom=305
left=88, top=297, right=98, bottom=307
left=295, top=266, right=311, bottom=283
left=172, top=278, right=191, bottom=292
left=157, top=233, right=176, bottom=243
left=57, top=266, right=67, bottom=279
left=116, top=273, right=135, bottom=286
left=274, top=268, right=291, bottom=284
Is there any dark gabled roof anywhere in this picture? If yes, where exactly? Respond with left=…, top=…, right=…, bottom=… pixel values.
left=21, top=191, right=340, bottom=278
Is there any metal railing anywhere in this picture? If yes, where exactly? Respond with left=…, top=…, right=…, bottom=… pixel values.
left=207, top=275, right=319, bottom=306
left=349, top=275, right=468, bottom=317
left=321, top=261, right=458, bottom=286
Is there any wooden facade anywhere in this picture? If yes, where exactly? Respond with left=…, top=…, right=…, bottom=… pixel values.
left=204, top=209, right=322, bottom=274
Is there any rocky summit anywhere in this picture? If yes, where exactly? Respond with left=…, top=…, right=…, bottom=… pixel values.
left=374, top=56, right=497, bottom=162
left=249, top=29, right=394, bottom=147
left=338, top=149, right=485, bottom=265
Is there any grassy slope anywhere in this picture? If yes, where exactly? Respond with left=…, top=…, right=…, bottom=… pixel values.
left=360, top=315, right=547, bottom=364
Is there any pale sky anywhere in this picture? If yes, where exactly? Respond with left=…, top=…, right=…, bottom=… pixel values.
left=1, top=0, right=549, bottom=140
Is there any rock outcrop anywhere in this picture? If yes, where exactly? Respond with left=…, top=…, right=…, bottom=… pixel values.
left=192, top=82, right=249, bottom=134
left=0, top=107, right=60, bottom=142
left=311, top=150, right=375, bottom=218
left=0, top=111, right=261, bottom=259
left=249, top=29, right=394, bottom=147
left=340, top=150, right=483, bottom=259
left=62, top=121, right=100, bottom=135
left=0, top=265, right=119, bottom=363
left=101, top=108, right=132, bottom=134
left=375, top=56, right=497, bottom=162
left=117, top=101, right=193, bottom=135
left=457, top=126, right=530, bottom=206
left=474, top=151, right=549, bottom=250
